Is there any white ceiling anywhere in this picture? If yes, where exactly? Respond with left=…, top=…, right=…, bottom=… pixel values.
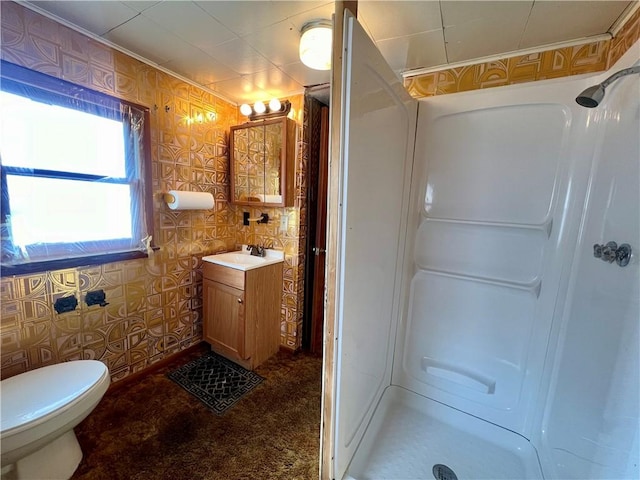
left=23, top=1, right=634, bottom=104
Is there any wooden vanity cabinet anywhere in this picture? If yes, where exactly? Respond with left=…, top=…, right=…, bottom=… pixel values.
left=203, top=261, right=282, bottom=370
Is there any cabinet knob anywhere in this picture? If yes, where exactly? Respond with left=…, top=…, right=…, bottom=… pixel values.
left=237, top=298, right=243, bottom=304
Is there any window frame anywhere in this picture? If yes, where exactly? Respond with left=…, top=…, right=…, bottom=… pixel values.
left=0, top=60, right=154, bottom=277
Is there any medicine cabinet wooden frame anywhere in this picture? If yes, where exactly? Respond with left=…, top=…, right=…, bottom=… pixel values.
left=229, top=117, right=296, bottom=207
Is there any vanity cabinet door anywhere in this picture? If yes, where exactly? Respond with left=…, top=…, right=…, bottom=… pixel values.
left=203, top=279, right=247, bottom=361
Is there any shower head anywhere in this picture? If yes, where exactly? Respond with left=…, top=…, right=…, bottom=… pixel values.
left=575, top=84, right=605, bottom=108
left=576, top=65, right=640, bottom=108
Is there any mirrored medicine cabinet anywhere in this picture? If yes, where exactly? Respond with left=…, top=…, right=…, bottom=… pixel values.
left=230, top=117, right=296, bottom=207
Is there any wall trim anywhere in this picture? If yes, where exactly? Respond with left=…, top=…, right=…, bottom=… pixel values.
left=610, top=1, right=640, bottom=37
left=106, top=342, right=207, bottom=394
left=402, top=34, right=612, bottom=79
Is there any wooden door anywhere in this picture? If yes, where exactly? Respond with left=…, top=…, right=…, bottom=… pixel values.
left=310, top=106, right=330, bottom=353
left=203, top=279, right=246, bottom=360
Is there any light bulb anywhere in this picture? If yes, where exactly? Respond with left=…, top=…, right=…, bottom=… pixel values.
left=253, top=101, right=266, bottom=114
left=240, top=103, right=252, bottom=116
left=269, top=98, right=281, bottom=112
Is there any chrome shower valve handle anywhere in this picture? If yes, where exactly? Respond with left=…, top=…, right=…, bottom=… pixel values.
left=615, top=243, right=632, bottom=267
left=593, top=241, right=632, bottom=267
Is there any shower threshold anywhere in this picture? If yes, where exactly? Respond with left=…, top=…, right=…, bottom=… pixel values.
left=345, top=386, right=543, bottom=480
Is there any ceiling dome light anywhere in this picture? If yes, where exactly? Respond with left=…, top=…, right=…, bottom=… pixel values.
left=269, top=98, right=281, bottom=112
left=299, top=20, right=332, bottom=71
left=253, top=101, right=266, bottom=114
left=240, top=103, right=252, bottom=116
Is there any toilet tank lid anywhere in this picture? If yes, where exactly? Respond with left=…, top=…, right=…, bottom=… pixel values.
left=1, top=360, right=109, bottom=432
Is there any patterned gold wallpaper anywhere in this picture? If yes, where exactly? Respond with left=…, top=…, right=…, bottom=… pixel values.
left=405, top=7, right=640, bottom=98
left=0, top=1, right=307, bottom=383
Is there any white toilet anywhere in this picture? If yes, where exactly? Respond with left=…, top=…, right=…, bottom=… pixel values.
left=0, top=360, right=110, bottom=480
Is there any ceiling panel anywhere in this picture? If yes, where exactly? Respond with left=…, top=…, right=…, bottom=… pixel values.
left=358, top=1, right=442, bottom=40
left=121, top=1, right=162, bottom=14
left=161, top=49, right=239, bottom=86
left=242, top=19, right=302, bottom=68
left=141, top=1, right=237, bottom=50
left=288, top=2, right=335, bottom=33
left=441, top=1, right=533, bottom=26
left=30, top=0, right=138, bottom=36
left=267, top=1, right=330, bottom=19
left=103, top=14, right=194, bottom=65
left=442, top=1, right=533, bottom=62
left=203, top=38, right=274, bottom=76
left=207, top=75, right=269, bottom=103
left=521, top=1, right=631, bottom=48
left=196, top=1, right=289, bottom=36
left=280, top=60, right=331, bottom=88
left=244, top=67, right=302, bottom=97
left=377, top=29, right=447, bottom=72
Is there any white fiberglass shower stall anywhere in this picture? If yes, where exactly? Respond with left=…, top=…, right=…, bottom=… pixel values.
left=327, top=11, right=639, bottom=480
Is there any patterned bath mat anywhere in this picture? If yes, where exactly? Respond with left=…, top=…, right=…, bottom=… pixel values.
left=167, top=352, right=264, bottom=415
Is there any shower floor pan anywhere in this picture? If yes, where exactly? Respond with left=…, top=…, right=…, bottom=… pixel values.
left=345, top=386, right=543, bottom=480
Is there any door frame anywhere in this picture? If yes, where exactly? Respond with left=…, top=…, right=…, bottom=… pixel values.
left=321, top=3, right=357, bottom=479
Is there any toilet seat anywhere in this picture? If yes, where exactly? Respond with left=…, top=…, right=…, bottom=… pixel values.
left=1, top=360, right=110, bottom=436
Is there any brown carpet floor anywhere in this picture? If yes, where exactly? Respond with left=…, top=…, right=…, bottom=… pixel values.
left=71, top=344, right=322, bottom=480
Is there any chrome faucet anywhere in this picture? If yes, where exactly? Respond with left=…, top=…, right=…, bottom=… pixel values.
left=246, top=244, right=265, bottom=257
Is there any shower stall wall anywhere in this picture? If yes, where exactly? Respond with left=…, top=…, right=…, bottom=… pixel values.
left=329, top=10, right=639, bottom=480
left=534, top=54, right=640, bottom=480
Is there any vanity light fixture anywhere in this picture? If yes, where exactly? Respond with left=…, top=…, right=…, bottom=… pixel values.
left=299, top=20, right=332, bottom=70
left=239, top=98, right=292, bottom=121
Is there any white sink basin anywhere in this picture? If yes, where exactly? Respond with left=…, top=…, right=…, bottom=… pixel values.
left=211, top=252, right=265, bottom=266
left=202, top=248, right=284, bottom=271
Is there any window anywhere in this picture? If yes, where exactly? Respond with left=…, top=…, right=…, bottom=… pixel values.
left=0, top=61, right=153, bottom=276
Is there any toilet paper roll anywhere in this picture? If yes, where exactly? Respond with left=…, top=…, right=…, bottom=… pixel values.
left=165, top=190, right=214, bottom=210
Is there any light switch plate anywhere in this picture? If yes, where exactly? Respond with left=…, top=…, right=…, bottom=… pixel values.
left=279, top=214, right=288, bottom=232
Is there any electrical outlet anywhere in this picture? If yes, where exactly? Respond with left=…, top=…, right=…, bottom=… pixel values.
left=54, top=295, right=78, bottom=314
left=85, top=289, right=108, bottom=307
left=279, top=214, right=288, bottom=232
